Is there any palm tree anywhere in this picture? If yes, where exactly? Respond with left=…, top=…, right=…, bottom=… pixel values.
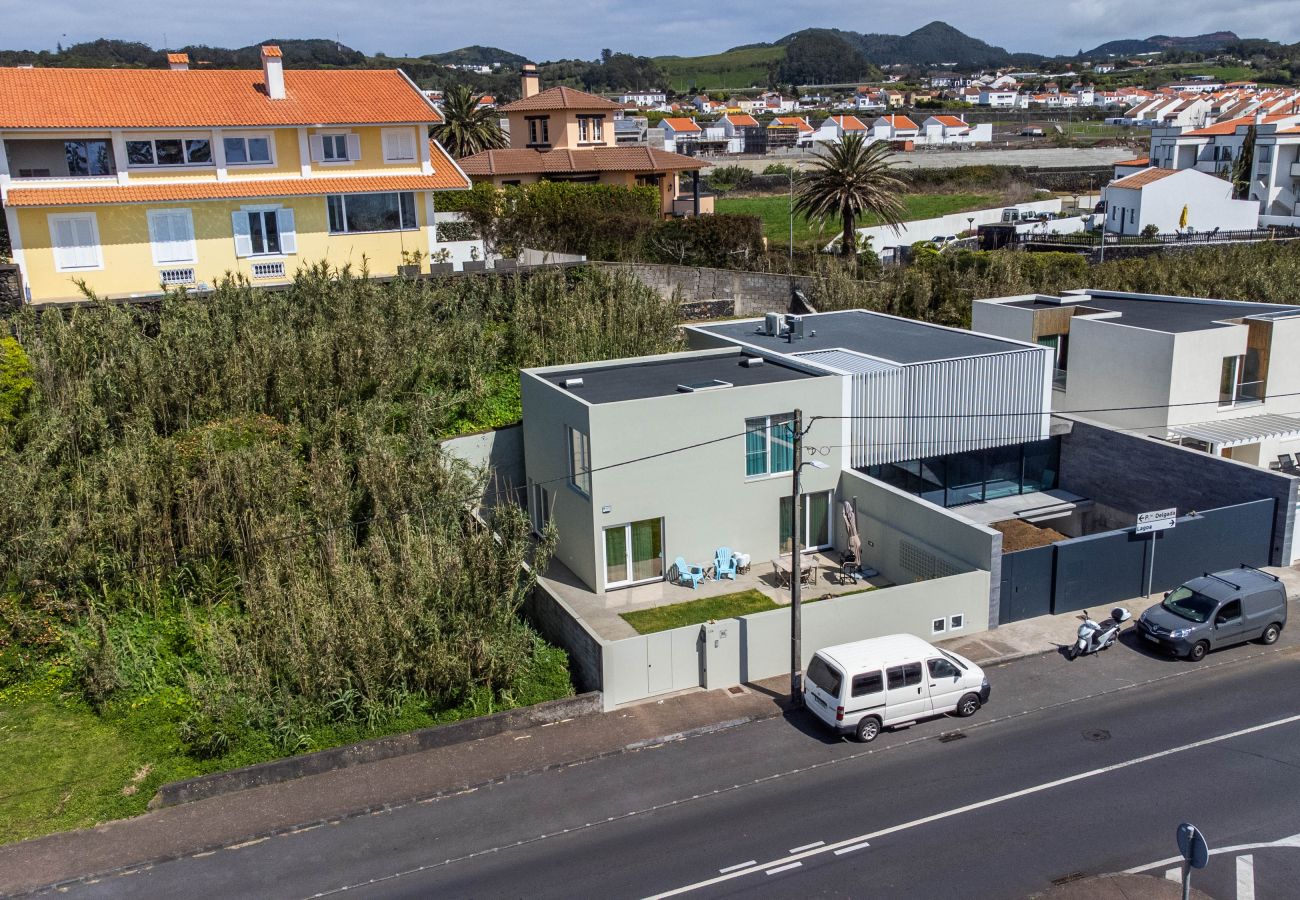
left=432, top=85, right=507, bottom=159
left=794, top=133, right=906, bottom=257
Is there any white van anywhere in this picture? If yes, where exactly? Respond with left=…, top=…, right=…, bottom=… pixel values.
left=803, top=634, right=990, bottom=742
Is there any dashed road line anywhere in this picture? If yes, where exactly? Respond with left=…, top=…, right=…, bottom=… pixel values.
left=717, top=861, right=755, bottom=874
left=789, top=841, right=824, bottom=853
left=765, top=862, right=802, bottom=875
left=834, top=841, right=871, bottom=856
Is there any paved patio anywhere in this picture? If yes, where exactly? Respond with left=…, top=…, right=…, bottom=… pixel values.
left=950, top=488, right=1090, bottom=527
left=539, top=550, right=893, bottom=641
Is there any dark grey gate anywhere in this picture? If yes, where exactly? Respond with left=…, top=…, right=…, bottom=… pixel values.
left=998, top=545, right=1055, bottom=624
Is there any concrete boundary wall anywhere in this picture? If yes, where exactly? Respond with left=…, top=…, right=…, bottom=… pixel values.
left=608, top=262, right=813, bottom=315
left=152, top=691, right=602, bottom=808
left=438, top=423, right=526, bottom=505
left=1059, top=416, right=1298, bottom=566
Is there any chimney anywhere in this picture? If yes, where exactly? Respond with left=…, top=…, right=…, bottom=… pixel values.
left=167, top=53, right=190, bottom=71
left=261, top=45, right=285, bottom=100
left=520, top=63, right=540, bottom=99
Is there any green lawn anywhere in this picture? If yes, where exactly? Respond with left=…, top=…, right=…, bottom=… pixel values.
left=717, top=193, right=1000, bottom=249
left=621, top=589, right=780, bottom=634
left=655, top=46, right=785, bottom=92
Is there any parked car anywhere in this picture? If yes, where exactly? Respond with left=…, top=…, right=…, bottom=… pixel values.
left=1021, top=127, right=1044, bottom=137
left=1136, top=565, right=1287, bottom=661
left=803, top=634, right=990, bottom=742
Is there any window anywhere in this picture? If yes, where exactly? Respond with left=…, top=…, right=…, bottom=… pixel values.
left=928, top=658, right=960, bottom=679
left=64, top=140, right=112, bottom=176
left=806, top=657, right=842, bottom=698
left=851, top=671, right=883, bottom=698
left=528, top=479, right=553, bottom=535
left=232, top=207, right=297, bottom=257
left=223, top=135, right=272, bottom=166
left=932, top=617, right=947, bottom=634
left=1258, top=145, right=1272, bottom=163
left=48, top=213, right=102, bottom=271
left=604, top=519, right=663, bottom=587
left=125, top=137, right=212, bottom=167
left=146, top=209, right=196, bottom=265
left=311, top=133, right=360, bottom=164
left=1215, top=599, right=1242, bottom=625
left=567, top=426, right=591, bottom=496
left=886, top=662, right=922, bottom=689
left=381, top=128, right=418, bottom=162
left=578, top=115, right=605, bottom=143
left=949, top=614, right=964, bottom=630
left=1220, top=352, right=1264, bottom=406
left=323, top=134, right=348, bottom=160
left=527, top=117, right=550, bottom=146
left=326, top=193, right=418, bottom=234
left=1037, top=333, right=1069, bottom=389
left=745, top=414, right=794, bottom=477
left=1129, top=208, right=1135, bottom=225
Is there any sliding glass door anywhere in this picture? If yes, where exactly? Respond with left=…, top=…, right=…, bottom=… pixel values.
left=604, top=518, right=664, bottom=588
left=779, top=491, right=833, bottom=553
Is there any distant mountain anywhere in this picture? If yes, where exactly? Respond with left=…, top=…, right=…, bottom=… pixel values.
left=1084, top=31, right=1240, bottom=58
left=777, top=21, right=1042, bottom=68
left=422, top=45, right=528, bottom=67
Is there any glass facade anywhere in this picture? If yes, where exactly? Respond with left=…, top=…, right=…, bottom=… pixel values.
left=866, top=438, right=1060, bottom=508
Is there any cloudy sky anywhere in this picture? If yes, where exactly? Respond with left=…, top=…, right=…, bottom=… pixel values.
left=5, top=1, right=1298, bottom=59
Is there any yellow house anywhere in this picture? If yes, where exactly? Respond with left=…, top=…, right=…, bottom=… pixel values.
left=459, top=65, right=710, bottom=217
left=0, top=47, right=470, bottom=304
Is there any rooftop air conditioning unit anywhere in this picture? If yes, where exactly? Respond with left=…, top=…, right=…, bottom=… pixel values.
left=764, top=312, right=783, bottom=336
left=741, top=356, right=765, bottom=368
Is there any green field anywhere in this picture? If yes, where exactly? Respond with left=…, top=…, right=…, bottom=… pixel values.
left=717, top=193, right=1000, bottom=249
left=655, top=46, right=784, bottom=92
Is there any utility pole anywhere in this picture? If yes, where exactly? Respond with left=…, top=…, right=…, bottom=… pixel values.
left=790, top=408, right=803, bottom=704
left=788, top=169, right=795, bottom=273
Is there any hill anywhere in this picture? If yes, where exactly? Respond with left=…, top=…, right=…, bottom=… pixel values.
left=779, top=21, right=1041, bottom=68
left=1084, top=31, right=1240, bottom=58
left=655, top=45, right=785, bottom=92
left=423, top=45, right=528, bottom=67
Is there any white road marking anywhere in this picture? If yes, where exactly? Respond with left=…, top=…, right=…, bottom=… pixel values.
left=789, top=841, right=824, bottom=853
left=718, top=861, right=755, bottom=874
left=834, top=841, right=871, bottom=856
left=1236, top=853, right=1254, bottom=900
left=647, top=714, right=1300, bottom=899
left=765, top=862, right=802, bottom=875
left=1127, top=832, right=1300, bottom=872
left=1164, top=867, right=1181, bottom=883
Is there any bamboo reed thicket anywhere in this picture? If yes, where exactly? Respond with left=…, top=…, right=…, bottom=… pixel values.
left=0, top=264, right=683, bottom=755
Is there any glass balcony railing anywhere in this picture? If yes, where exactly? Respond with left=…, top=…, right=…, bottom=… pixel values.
left=1221, top=380, right=1265, bottom=407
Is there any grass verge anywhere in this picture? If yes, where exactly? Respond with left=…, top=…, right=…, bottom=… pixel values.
left=621, top=589, right=779, bottom=634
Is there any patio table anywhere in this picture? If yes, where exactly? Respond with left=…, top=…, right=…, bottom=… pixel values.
left=772, top=553, right=815, bottom=587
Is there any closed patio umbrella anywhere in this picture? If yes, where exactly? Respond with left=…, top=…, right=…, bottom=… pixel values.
left=841, top=499, right=862, bottom=560
left=1179, top=204, right=1189, bottom=230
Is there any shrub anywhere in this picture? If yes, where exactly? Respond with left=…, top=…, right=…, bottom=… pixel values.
left=1141, top=224, right=1160, bottom=238
left=706, top=165, right=754, bottom=192
left=0, top=336, right=33, bottom=429
left=762, top=163, right=796, bottom=176
left=642, top=214, right=765, bottom=268
left=436, top=220, right=477, bottom=242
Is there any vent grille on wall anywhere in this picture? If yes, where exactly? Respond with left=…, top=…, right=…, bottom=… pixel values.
left=899, top=540, right=962, bottom=581
left=251, top=261, right=286, bottom=279
left=158, top=268, right=196, bottom=286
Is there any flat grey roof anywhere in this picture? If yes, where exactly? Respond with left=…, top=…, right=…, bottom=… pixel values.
left=693, top=310, right=1029, bottom=364
left=1005, top=293, right=1300, bottom=334
left=541, top=351, right=816, bottom=404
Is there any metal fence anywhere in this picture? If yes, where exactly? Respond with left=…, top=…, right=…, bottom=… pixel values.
left=1027, top=227, right=1300, bottom=248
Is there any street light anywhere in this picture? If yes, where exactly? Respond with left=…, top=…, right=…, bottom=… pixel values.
left=966, top=216, right=975, bottom=239
left=789, top=406, right=827, bottom=705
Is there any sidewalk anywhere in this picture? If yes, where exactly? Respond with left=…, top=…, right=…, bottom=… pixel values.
left=1, top=567, right=1294, bottom=895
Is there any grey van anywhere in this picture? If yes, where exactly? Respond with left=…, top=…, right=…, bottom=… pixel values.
left=1137, top=565, right=1287, bottom=661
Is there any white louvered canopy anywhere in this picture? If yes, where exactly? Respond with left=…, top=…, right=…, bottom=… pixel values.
left=1166, top=414, right=1300, bottom=449
left=791, top=348, right=900, bottom=375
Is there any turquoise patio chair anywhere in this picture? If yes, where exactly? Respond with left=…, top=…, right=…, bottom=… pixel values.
left=714, top=547, right=737, bottom=581
left=673, top=557, right=706, bottom=589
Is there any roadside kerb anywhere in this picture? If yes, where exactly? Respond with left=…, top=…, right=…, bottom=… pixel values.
left=151, top=691, right=602, bottom=808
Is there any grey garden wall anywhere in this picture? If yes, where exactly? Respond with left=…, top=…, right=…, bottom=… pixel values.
left=523, top=579, right=605, bottom=695
left=838, top=470, right=1003, bottom=627
left=1059, top=416, right=1298, bottom=566
left=608, top=263, right=813, bottom=316
left=438, top=423, right=526, bottom=505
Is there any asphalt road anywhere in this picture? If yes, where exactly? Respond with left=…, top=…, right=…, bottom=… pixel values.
left=50, top=627, right=1300, bottom=899
left=726, top=146, right=1134, bottom=173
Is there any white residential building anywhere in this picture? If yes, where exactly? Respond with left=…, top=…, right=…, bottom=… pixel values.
left=1102, top=168, right=1259, bottom=235
left=620, top=91, right=667, bottom=108
left=978, top=89, right=1020, bottom=108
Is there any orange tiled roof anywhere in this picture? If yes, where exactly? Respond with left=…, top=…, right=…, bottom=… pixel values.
left=725, top=113, right=759, bottom=127
left=1108, top=167, right=1179, bottom=189
left=5, top=172, right=469, bottom=208
left=932, top=115, right=968, bottom=128
left=1181, top=114, right=1292, bottom=136
left=1117, top=157, right=1149, bottom=166
left=261, top=45, right=283, bottom=58
left=0, top=67, right=442, bottom=129
left=498, top=86, right=623, bottom=112
left=831, top=115, right=868, bottom=131
left=166, top=53, right=189, bottom=65
left=662, top=117, right=702, bottom=132
left=770, top=116, right=812, bottom=132
left=882, top=114, right=919, bottom=130
left=459, top=146, right=706, bottom=176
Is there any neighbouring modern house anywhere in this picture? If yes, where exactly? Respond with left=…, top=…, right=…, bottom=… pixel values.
left=658, top=117, right=702, bottom=154
left=1100, top=167, right=1258, bottom=235
left=917, top=115, right=993, bottom=146
left=717, top=113, right=764, bottom=154
left=459, top=66, right=711, bottom=217
left=1146, top=114, right=1300, bottom=226
left=814, top=114, right=870, bottom=144
left=871, top=114, right=920, bottom=144
left=971, top=289, right=1300, bottom=470
left=521, top=309, right=1054, bottom=597
left=767, top=116, right=815, bottom=150
left=0, top=47, right=471, bottom=304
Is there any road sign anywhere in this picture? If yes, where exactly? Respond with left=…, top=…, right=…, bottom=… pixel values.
left=1178, top=822, right=1210, bottom=869
left=1138, top=508, right=1177, bottom=526
left=1136, top=519, right=1174, bottom=535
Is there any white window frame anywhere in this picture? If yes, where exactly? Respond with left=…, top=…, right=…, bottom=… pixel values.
left=745, top=413, right=795, bottom=480
left=232, top=205, right=297, bottom=259
left=313, top=131, right=361, bottom=165
left=221, top=132, right=276, bottom=168
left=123, top=134, right=216, bottom=169
left=47, top=212, right=104, bottom=272
left=146, top=208, right=197, bottom=266
left=381, top=127, right=418, bottom=163
left=567, top=426, right=591, bottom=498
left=325, top=192, right=419, bottom=235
